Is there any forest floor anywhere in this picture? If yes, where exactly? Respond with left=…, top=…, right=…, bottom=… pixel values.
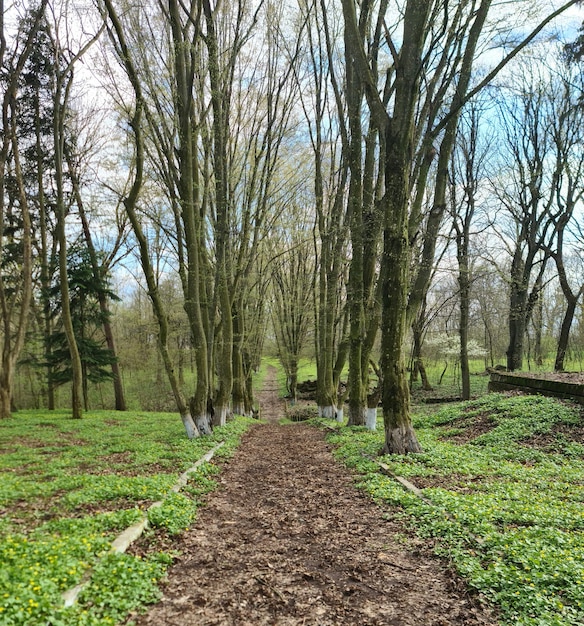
left=132, top=368, right=498, bottom=626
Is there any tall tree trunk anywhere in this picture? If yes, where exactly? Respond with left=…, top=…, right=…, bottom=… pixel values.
left=122, top=119, right=198, bottom=437
left=315, top=182, right=346, bottom=420
left=456, top=220, right=472, bottom=400
left=316, top=262, right=341, bottom=420
left=310, top=4, right=350, bottom=421
left=231, top=344, right=248, bottom=418
left=82, top=360, right=89, bottom=411
left=102, top=0, right=198, bottom=437
left=0, top=144, right=33, bottom=413
left=377, top=0, right=430, bottom=454
left=0, top=369, right=12, bottom=418
left=35, top=90, right=56, bottom=410
left=288, top=364, right=299, bottom=404
left=459, top=271, right=471, bottom=400
left=53, top=73, right=83, bottom=419
left=506, top=252, right=528, bottom=372
left=168, top=0, right=211, bottom=435
left=315, top=233, right=345, bottom=420
left=0, top=0, right=44, bottom=419
left=380, top=156, right=422, bottom=453
left=411, top=302, right=433, bottom=392
left=345, top=25, right=366, bottom=427
left=359, top=126, right=384, bottom=413
left=203, top=0, right=233, bottom=427
left=231, top=299, right=248, bottom=418
left=178, top=338, right=185, bottom=387
left=533, top=286, right=544, bottom=367
left=553, top=224, right=583, bottom=372
left=555, top=296, right=578, bottom=372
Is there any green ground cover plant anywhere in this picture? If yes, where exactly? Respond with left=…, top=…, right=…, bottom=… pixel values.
left=0, top=410, right=254, bottom=625
left=326, top=393, right=584, bottom=626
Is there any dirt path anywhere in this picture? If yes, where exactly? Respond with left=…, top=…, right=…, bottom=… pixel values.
left=134, top=370, right=496, bottom=625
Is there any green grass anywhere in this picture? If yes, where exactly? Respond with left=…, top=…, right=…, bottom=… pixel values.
left=260, top=356, right=317, bottom=397
left=325, top=394, right=584, bottom=626
left=296, top=358, right=318, bottom=383
left=255, top=357, right=285, bottom=394
left=409, top=358, right=490, bottom=401
left=0, top=409, right=254, bottom=625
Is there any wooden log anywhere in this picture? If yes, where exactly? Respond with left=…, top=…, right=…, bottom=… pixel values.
left=367, top=455, right=484, bottom=546
left=372, top=458, right=433, bottom=505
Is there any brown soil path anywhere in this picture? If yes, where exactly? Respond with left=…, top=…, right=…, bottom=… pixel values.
left=134, top=369, right=496, bottom=625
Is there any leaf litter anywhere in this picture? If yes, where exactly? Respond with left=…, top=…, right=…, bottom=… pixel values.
left=132, top=373, right=497, bottom=626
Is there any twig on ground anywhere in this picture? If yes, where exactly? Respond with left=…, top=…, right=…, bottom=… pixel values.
left=254, top=575, right=286, bottom=602
left=365, top=454, right=485, bottom=546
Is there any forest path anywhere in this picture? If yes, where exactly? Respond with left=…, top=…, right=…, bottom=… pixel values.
left=133, top=369, right=496, bottom=625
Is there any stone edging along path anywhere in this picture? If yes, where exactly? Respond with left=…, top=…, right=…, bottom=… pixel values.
left=61, top=441, right=225, bottom=608
left=132, top=421, right=497, bottom=626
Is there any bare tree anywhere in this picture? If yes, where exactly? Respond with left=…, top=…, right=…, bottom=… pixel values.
left=341, top=0, right=579, bottom=452
left=296, top=0, right=350, bottom=421
left=223, top=1, right=304, bottom=418
left=271, top=213, right=314, bottom=403
left=493, top=62, right=573, bottom=371
left=101, top=0, right=199, bottom=437
left=449, top=97, right=493, bottom=398
left=101, top=0, right=302, bottom=431
left=546, top=64, right=584, bottom=370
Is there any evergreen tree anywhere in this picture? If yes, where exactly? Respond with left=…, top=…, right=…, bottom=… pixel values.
left=46, top=245, right=119, bottom=410
left=18, top=9, right=61, bottom=408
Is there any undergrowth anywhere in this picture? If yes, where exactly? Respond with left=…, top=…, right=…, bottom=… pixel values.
left=326, top=393, right=584, bottom=626
left=0, top=411, right=254, bottom=625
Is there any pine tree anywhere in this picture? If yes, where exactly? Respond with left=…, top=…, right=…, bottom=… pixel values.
left=46, top=245, right=119, bottom=410
left=18, top=9, right=60, bottom=408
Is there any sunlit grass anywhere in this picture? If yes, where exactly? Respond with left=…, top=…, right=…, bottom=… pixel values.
left=0, top=410, right=254, bottom=625
left=326, top=393, right=584, bottom=626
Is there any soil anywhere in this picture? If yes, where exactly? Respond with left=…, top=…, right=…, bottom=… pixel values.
left=132, top=368, right=497, bottom=626
left=441, top=413, right=496, bottom=445
left=508, top=371, right=584, bottom=383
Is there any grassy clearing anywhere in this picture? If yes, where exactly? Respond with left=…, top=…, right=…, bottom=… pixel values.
left=0, top=410, right=254, bottom=626
left=409, top=359, right=490, bottom=402
left=258, top=357, right=288, bottom=396
left=326, top=394, right=584, bottom=626
left=260, top=357, right=318, bottom=397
